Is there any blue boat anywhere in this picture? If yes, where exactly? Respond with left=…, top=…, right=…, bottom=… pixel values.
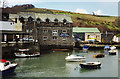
left=0, top=59, right=18, bottom=76
left=83, top=45, right=89, bottom=50
left=104, top=45, right=110, bottom=50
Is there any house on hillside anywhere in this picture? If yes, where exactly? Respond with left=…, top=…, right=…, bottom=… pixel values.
left=73, top=27, right=101, bottom=42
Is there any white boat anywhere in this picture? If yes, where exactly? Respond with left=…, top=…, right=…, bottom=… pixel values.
left=0, top=59, right=18, bottom=76
left=110, top=46, right=116, bottom=50
left=65, top=54, right=86, bottom=62
left=108, top=49, right=117, bottom=55
left=14, top=49, right=40, bottom=58
left=79, top=61, right=101, bottom=69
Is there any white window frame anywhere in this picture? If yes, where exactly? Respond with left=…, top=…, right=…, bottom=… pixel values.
left=43, top=36, right=48, bottom=40
left=43, top=29, right=48, bottom=33
left=62, top=29, right=67, bottom=33
left=53, top=36, right=57, bottom=40
left=62, top=37, right=67, bottom=41
left=52, top=30, right=58, bottom=36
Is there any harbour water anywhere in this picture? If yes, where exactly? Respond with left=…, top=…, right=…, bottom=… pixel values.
left=3, top=49, right=119, bottom=78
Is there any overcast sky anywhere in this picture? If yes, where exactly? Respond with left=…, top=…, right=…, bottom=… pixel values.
left=0, top=0, right=119, bottom=16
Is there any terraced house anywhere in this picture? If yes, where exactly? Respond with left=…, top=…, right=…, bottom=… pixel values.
left=9, top=12, right=73, bottom=49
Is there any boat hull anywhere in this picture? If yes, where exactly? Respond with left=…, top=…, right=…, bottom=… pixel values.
left=14, top=53, right=40, bottom=58
left=79, top=64, right=101, bottom=69
left=109, top=52, right=116, bottom=55
left=2, top=65, right=17, bottom=76
left=94, top=54, right=104, bottom=58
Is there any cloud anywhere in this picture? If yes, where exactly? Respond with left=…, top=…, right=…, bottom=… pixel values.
left=6, top=0, right=41, bottom=7
left=93, top=10, right=108, bottom=15
left=75, top=8, right=89, bottom=14
left=93, top=10, right=102, bottom=15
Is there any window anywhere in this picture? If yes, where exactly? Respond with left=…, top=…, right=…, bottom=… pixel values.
left=19, top=17, right=25, bottom=23
left=53, top=36, right=57, bottom=40
left=37, top=18, right=41, bottom=24
left=43, top=29, right=48, bottom=33
left=87, top=35, right=90, bottom=39
left=63, top=19, right=67, bottom=25
left=62, top=30, right=67, bottom=33
left=52, top=30, right=58, bottom=36
left=15, top=18, right=17, bottom=23
left=46, top=18, right=50, bottom=24
left=54, top=18, right=58, bottom=25
left=43, top=36, right=48, bottom=40
left=62, top=37, right=67, bottom=41
left=28, top=16, right=34, bottom=22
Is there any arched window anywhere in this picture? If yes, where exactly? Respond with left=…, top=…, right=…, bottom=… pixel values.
left=36, top=18, right=41, bottom=24
left=19, top=16, right=25, bottom=23
left=28, top=16, right=34, bottom=22
left=63, top=19, right=67, bottom=24
left=46, top=18, right=50, bottom=24
left=54, top=18, right=58, bottom=25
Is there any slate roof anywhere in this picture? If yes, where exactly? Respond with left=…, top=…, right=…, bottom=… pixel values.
left=73, top=27, right=100, bottom=33
left=9, top=12, right=73, bottom=23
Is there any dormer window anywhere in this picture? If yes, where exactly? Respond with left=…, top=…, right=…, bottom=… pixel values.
left=54, top=18, right=58, bottom=25
left=28, top=16, right=34, bottom=22
left=63, top=19, right=67, bottom=25
left=15, top=18, right=17, bottom=23
left=46, top=18, right=50, bottom=24
left=36, top=18, right=41, bottom=24
left=19, top=16, right=25, bottom=23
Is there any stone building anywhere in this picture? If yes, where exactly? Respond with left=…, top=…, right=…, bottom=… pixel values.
left=9, top=12, right=73, bottom=49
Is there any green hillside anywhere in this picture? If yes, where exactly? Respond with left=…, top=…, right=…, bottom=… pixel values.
left=24, top=8, right=120, bottom=34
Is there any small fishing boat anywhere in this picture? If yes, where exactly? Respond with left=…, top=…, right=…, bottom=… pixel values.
left=110, top=46, right=116, bottom=50
left=109, top=50, right=117, bottom=55
left=104, top=45, right=110, bottom=50
left=83, top=45, right=89, bottom=50
left=14, top=49, right=40, bottom=58
left=0, top=59, right=18, bottom=76
left=94, top=54, right=105, bottom=58
left=79, top=61, right=101, bottom=69
left=65, top=54, right=86, bottom=62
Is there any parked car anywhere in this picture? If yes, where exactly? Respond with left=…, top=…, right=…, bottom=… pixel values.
left=21, top=37, right=34, bottom=42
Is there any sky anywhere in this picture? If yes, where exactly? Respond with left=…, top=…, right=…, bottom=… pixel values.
left=0, top=0, right=119, bottom=16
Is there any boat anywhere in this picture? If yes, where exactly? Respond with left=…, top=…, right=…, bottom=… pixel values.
left=83, top=45, right=89, bottom=50
left=110, top=46, right=116, bottom=50
left=79, top=61, right=101, bottom=69
left=65, top=54, right=86, bottom=62
left=104, top=45, right=110, bottom=50
left=109, top=50, right=117, bottom=55
left=94, top=54, right=105, bottom=58
left=0, top=59, right=18, bottom=76
left=14, top=49, right=40, bottom=58
left=52, top=49, right=69, bottom=51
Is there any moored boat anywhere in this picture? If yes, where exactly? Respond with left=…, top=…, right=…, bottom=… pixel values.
left=83, top=45, right=89, bottom=50
left=79, top=61, right=101, bottom=69
left=14, top=49, right=40, bottom=58
left=65, top=54, right=86, bottom=62
left=110, top=46, right=116, bottom=50
left=104, top=45, right=110, bottom=50
left=0, top=59, right=18, bottom=76
left=94, top=54, right=105, bottom=58
left=109, top=50, right=117, bottom=55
